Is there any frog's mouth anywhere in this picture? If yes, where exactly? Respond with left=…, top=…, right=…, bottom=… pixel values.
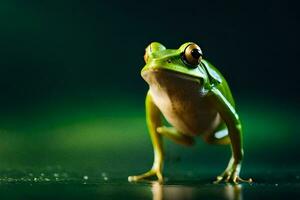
left=141, top=68, right=201, bottom=86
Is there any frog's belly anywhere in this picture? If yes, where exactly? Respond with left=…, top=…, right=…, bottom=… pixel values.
left=145, top=69, right=221, bottom=136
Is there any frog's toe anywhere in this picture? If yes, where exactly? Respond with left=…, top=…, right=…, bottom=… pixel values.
left=213, top=172, right=230, bottom=184
left=128, top=169, right=163, bottom=182
left=233, top=176, right=253, bottom=184
left=213, top=175, right=224, bottom=184
left=214, top=173, right=252, bottom=184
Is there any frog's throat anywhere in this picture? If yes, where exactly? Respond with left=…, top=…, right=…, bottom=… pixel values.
left=141, top=68, right=202, bottom=86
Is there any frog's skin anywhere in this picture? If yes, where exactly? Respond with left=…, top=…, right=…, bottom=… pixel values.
left=128, top=42, right=252, bottom=184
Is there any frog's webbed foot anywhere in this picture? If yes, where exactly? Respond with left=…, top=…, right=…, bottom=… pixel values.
left=214, top=160, right=253, bottom=184
left=128, top=168, right=163, bottom=183
left=214, top=173, right=252, bottom=184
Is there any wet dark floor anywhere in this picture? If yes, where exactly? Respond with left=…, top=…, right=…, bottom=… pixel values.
left=0, top=169, right=299, bottom=200
left=0, top=101, right=298, bottom=199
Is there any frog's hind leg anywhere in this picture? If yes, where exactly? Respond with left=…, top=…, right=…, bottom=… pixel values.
left=157, top=126, right=195, bottom=146
left=203, top=123, right=230, bottom=145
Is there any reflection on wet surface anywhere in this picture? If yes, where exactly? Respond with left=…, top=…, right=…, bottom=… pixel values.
left=151, top=181, right=243, bottom=200
left=0, top=169, right=298, bottom=199
left=151, top=181, right=242, bottom=200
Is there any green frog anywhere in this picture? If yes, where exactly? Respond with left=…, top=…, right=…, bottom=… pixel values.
left=128, top=42, right=252, bottom=184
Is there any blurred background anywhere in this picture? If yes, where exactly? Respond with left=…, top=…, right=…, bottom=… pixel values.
left=0, top=0, right=299, bottom=184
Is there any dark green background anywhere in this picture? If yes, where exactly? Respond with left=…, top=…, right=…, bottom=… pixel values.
left=0, top=0, right=299, bottom=199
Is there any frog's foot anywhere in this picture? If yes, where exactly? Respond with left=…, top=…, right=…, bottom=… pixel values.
left=214, top=173, right=252, bottom=184
left=214, top=162, right=253, bottom=184
left=128, top=169, right=163, bottom=183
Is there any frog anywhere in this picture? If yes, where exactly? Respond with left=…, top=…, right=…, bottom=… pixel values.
left=128, top=42, right=252, bottom=184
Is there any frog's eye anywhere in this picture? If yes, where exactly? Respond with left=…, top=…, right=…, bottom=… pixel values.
left=182, top=43, right=203, bottom=68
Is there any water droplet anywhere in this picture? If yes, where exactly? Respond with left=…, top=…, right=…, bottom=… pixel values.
left=34, top=178, right=38, bottom=182
left=83, top=176, right=88, bottom=180
left=53, top=173, right=59, bottom=177
left=101, top=172, right=108, bottom=181
left=275, top=183, right=278, bottom=186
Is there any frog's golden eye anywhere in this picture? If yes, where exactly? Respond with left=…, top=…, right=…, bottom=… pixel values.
left=182, top=43, right=203, bottom=68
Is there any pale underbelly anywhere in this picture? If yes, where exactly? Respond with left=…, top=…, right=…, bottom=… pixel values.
left=150, top=87, right=221, bottom=136
left=143, top=68, right=222, bottom=136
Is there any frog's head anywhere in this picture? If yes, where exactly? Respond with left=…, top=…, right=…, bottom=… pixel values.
left=141, top=42, right=207, bottom=84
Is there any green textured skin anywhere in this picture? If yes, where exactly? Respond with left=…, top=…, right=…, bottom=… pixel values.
left=128, top=42, right=252, bottom=184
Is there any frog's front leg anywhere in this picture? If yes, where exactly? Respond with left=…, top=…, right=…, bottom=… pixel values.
left=128, top=91, right=164, bottom=182
left=208, top=87, right=252, bottom=184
